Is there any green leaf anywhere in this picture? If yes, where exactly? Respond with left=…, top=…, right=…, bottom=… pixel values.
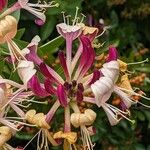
left=40, top=16, right=57, bottom=41
left=38, top=36, right=64, bottom=57
left=11, top=10, right=20, bottom=21
left=15, top=28, right=25, bottom=39
left=135, top=65, right=150, bottom=73
left=15, top=131, right=34, bottom=140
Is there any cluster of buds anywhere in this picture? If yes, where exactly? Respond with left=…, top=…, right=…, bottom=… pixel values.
left=0, top=2, right=149, bottom=150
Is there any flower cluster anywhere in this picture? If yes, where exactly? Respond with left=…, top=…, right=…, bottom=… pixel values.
left=0, top=1, right=149, bottom=150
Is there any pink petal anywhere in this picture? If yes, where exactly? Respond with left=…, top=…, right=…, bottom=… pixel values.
left=44, top=78, right=56, bottom=95
left=106, top=46, right=118, bottom=62
left=28, top=75, right=50, bottom=97
left=57, top=84, right=67, bottom=107
left=0, top=0, right=7, bottom=12
left=89, top=70, right=101, bottom=85
left=39, top=63, right=64, bottom=84
left=77, top=35, right=95, bottom=79
left=58, top=51, right=69, bottom=80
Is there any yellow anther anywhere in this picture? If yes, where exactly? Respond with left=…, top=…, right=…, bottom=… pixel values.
left=53, top=131, right=77, bottom=144
left=0, top=15, right=17, bottom=44
left=25, top=109, right=50, bottom=129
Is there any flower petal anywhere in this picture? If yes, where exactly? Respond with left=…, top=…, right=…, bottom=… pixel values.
left=106, top=46, right=118, bottom=62
left=17, top=60, right=36, bottom=86
left=57, top=84, right=67, bottom=107
left=28, top=75, right=50, bottom=97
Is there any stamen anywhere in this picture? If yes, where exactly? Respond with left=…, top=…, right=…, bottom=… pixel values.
left=118, top=87, right=150, bottom=101
left=72, top=7, right=79, bottom=25
left=66, top=15, right=71, bottom=25
left=61, top=11, right=66, bottom=23
left=23, top=130, right=41, bottom=150
left=1, top=88, right=24, bottom=111
left=137, top=101, right=150, bottom=108
left=127, top=58, right=148, bottom=65
left=80, top=13, right=86, bottom=23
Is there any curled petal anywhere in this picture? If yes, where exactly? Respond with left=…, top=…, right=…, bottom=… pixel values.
left=57, top=84, right=67, bottom=107
left=17, top=60, right=36, bottom=86
left=40, top=63, right=64, bottom=84
left=82, top=26, right=99, bottom=42
left=89, top=70, right=101, bottom=85
left=24, top=36, right=42, bottom=65
left=44, top=79, right=56, bottom=95
left=58, top=51, right=69, bottom=80
left=28, top=75, right=50, bottom=97
left=102, top=104, right=119, bottom=126
left=106, top=46, right=118, bottom=62
left=91, top=76, right=113, bottom=107
left=75, top=36, right=95, bottom=80
left=101, top=61, right=119, bottom=81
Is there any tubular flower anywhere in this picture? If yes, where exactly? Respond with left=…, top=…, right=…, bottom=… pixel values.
left=91, top=47, right=150, bottom=125
left=0, top=0, right=59, bottom=25
left=56, top=7, right=84, bottom=77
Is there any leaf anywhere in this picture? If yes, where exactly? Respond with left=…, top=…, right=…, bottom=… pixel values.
left=11, top=10, right=20, bottom=21
left=15, top=28, right=25, bottom=39
left=15, top=131, right=34, bottom=140
left=38, top=36, right=64, bottom=56
left=135, top=66, right=150, bottom=73
left=40, top=16, right=57, bottom=41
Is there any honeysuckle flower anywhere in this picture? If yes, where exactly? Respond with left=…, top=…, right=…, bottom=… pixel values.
left=0, top=0, right=59, bottom=25
left=25, top=34, right=98, bottom=149
left=56, top=8, right=83, bottom=77
left=0, top=0, right=7, bottom=12
left=90, top=46, right=150, bottom=125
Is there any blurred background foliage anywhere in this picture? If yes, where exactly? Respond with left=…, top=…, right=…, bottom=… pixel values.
left=1, top=0, right=150, bottom=150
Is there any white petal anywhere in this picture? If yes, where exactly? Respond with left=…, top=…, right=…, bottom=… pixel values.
left=102, top=104, right=119, bottom=126
left=17, top=60, right=36, bottom=86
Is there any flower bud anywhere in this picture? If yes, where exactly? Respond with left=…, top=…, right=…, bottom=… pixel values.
left=0, top=15, right=17, bottom=43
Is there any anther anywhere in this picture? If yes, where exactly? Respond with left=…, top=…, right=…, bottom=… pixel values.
left=78, top=83, right=84, bottom=92
left=72, top=80, right=77, bottom=87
